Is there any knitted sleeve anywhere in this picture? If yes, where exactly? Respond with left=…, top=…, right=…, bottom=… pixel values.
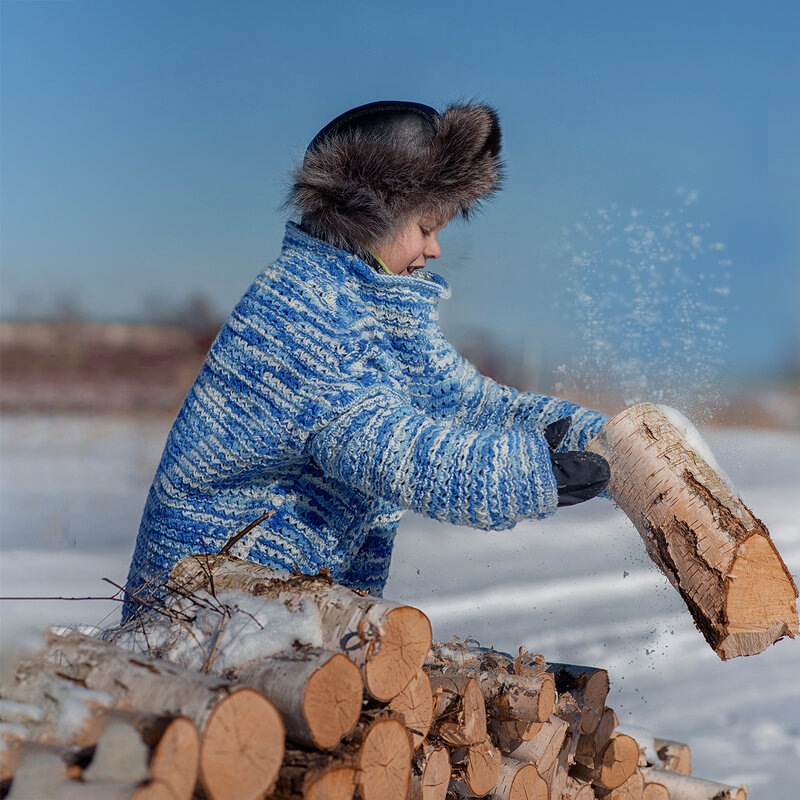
left=309, top=390, right=559, bottom=529
left=446, top=346, right=608, bottom=451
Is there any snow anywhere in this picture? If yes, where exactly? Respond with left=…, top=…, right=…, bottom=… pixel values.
left=109, top=589, right=324, bottom=672
left=1, top=414, right=798, bottom=798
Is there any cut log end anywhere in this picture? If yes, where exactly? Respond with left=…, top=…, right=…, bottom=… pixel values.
left=147, top=717, right=199, bottom=800
left=536, top=674, right=557, bottom=724
left=306, top=766, right=357, bottom=800
left=718, top=534, right=799, bottom=659
left=452, top=739, right=502, bottom=798
left=501, top=760, right=548, bottom=800
left=388, top=668, right=433, bottom=749
left=435, top=675, right=487, bottom=747
left=304, top=653, right=363, bottom=749
left=199, top=688, right=284, bottom=800
left=417, top=746, right=451, bottom=800
left=597, top=734, right=640, bottom=790
left=358, top=718, right=411, bottom=800
left=641, top=782, right=669, bottom=800
left=365, top=607, right=432, bottom=702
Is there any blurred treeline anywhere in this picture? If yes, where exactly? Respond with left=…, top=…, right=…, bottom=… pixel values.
left=1, top=291, right=797, bottom=428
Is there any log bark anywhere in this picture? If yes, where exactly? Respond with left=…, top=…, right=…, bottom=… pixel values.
left=271, top=747, right=357, bottom=800
left=490, top=757, right=548, bottom=800
left=408, top=743, right=451, bottom=800
left=169, top=554, right=432, bottom=700
left=226, top=649, right=362, bottom=749
left=14, top=631, right=284, bottom=800
left=389, top=668, right=433, bottom=749
left=652, top=738, right=691, bottom=775
left=570, top=733, right=639, bottom=791
left=586, top=403, right=799, bottom=659
left=428, top=672, right=487, bottom=747
left=640, top=767, right=746, bottom=799
left=450, top=738, right=502, bottom=798
left=504, top=716, right=569, bottom=776
left=541, top=729, right=576, bottom=800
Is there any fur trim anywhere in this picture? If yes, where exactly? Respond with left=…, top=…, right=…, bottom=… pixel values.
left=288, top=103, right=503, bottom=250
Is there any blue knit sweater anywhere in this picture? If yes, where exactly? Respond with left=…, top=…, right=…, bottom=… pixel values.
left=126, top=223, right=608, bottom=604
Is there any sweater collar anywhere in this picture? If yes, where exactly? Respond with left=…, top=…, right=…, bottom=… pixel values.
left=281, top=222, right=452, bottom=302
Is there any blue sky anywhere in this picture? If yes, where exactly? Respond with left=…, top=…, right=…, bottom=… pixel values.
left=2, top=0, right=798, bottom=380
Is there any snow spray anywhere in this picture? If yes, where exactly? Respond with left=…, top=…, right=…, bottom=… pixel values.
left=557, top=191, right=733, bottom=422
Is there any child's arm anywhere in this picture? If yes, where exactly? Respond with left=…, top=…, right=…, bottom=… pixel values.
left=444, top=344, right=608, bottom=451
left=310, top=389, right=559, bottom=529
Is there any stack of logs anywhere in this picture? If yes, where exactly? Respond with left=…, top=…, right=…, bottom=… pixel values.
left=0, top=554, right=747, bottom=800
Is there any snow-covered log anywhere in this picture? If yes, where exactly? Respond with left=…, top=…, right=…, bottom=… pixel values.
left=10, top=631, right=284, bottom=800
left=168, top=554, right=432, bottom=701
left=586, top=402, right=799, bottom=659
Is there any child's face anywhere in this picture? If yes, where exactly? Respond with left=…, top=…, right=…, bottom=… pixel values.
left=373, top=215, right=449, bottom=276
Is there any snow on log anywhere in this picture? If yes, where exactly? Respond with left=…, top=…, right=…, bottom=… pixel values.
left=226, top=649, right=362, bottom=750
left=169, top=554, right=432, bottom=700
left=450, top=737, right=503, bottom=798
left=5, top=748, right=144, bottom=800
left=388, top=668, right=433, bottom=749
left=586, top=402, right=799, bottom=659
left=641, top=766, right=746, bottom=799
left=11, top=631, right=284, bottom=800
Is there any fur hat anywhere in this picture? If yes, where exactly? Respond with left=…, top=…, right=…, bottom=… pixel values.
left=288, top=100, right=503, bottom=250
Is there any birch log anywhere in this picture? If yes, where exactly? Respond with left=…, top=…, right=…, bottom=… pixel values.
left=13, top=631, right=284, bottom=800
left=169, top=554, right=432, bottom=700
left=490, top=757, right=548, bottom=800
left=408, top=743, right=451, bottom=800
left=640, top=767, right=746, bottom=799
left=226, top=649, right=362, bottom=749
left=586, top=402, right=798, bottom=659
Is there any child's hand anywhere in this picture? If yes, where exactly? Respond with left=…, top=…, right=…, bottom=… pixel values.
left=544, top=417, right=610, bottom=506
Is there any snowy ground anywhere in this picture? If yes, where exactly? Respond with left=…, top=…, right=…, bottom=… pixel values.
left=1, top=414, right=798, bottom=798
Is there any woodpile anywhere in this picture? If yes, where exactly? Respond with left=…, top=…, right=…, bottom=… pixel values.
left=586, top=402, right=798, bottom=659
left=0, top=554, right=748, bottom=799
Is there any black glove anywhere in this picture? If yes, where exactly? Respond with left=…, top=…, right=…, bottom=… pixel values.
left=543, top=417, right=610, bottom=507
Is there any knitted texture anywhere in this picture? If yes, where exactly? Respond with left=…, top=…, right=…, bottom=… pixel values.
left=125, top=223, right=608, bottom=608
